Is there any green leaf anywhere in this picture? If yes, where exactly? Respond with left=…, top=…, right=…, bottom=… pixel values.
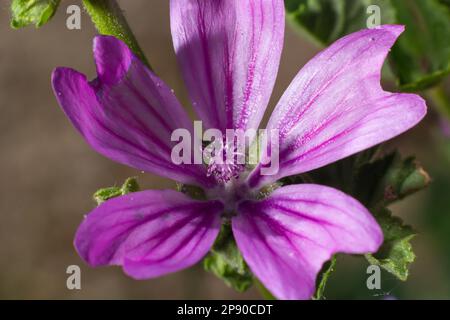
left=389, top=0, right=450, bottom=91
left=203, top=223, right=253, bottom=292
left=285, top=0, right=450, bottom=91
left=314, top=255, right=337, bottom=300
left=11, top=0, right=61, bottom=28
left=285, top=0, right=395, bottom=46
left=93, top=177, right=140, bottom=205
left=366, top=208, right=416, bottom=281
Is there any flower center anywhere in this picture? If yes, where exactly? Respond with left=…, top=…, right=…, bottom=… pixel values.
left=204, top=138, right=245, bottom=184
left=207, top=179, right=249, bottom=214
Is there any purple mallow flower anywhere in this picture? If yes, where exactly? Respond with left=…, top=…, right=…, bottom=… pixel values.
left=52, top=0, right=426, bottom=300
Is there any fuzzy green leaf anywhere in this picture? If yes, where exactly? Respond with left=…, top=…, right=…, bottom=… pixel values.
left=366, top=208, right=416, bottom=281
left=93, top=177, right=140, bottom=205
left=203, top=223, right=253, bottom=292
left=11, top=0, right=61, bottom=28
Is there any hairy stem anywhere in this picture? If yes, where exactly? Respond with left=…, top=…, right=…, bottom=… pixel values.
left=314, top=255, right=337, bottom=300
left=82, top=0, right=151, bottom=69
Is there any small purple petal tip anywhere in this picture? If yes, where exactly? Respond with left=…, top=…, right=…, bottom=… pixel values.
left=93, top=35, right=133, bottom=85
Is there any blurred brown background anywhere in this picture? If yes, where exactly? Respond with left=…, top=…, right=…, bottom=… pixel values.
left=0, top=1, right=449, bottom=299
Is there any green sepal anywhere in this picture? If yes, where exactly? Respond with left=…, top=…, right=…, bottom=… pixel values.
left=203, top=223, right=253, bottom=292
left=354, top=152, right=431, bottom=208
left=176, top=183, right=207, bottom=200
left=93, top=177, right=140, bottom=205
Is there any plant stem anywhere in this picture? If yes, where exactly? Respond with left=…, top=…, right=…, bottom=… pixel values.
left=82, top=0, right=151, bottom=69
left=427, top=85, right=450, bottom=120
left=314, top=255, right=336, bottom=300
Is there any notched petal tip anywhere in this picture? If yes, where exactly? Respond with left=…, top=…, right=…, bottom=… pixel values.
left=93, top=35, right=133, bottom=85
left=356, top=24, right=404, bottom=56
left=379, top=24, right=405, bottom=36
left=52, top=35, right=213, bottom=188
left=51, top=67, right=94, bottom=133
left=248, top=23, right=425, bottom=189
left=51, top=66, right=87, bottom=88
left=406, top=93, right=428, bottom=121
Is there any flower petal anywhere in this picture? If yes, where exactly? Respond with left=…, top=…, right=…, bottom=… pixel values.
left=75, top=189, right=223, bottom=279
left=233, top=184, right=382, bottom=300
left=170, top=0, right=284, bottom=132
left=247, top=25, right=427, bottom=189
left=52, top=36, right=214, bottom=188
